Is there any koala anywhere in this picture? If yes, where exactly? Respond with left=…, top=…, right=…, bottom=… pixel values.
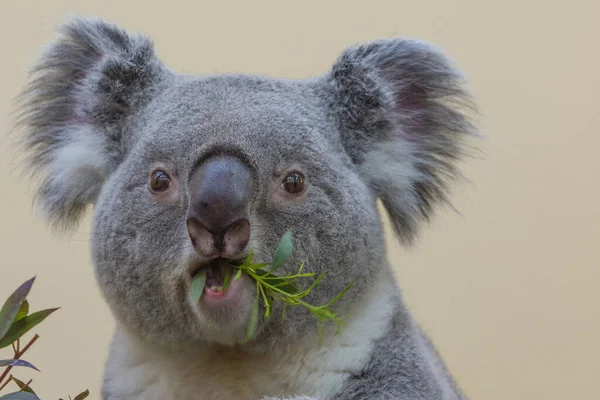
left=14, top=17, right=477, bottom=400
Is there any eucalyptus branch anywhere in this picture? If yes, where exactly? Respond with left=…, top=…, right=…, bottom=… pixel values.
left=190, top=231, right=354, bottom=343
left=0, top=334, right=39, bottom=390
left=0, top=277, right=89, bottom=398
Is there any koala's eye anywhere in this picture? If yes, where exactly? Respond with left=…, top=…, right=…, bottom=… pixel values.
left=282, top=171, right=306, bottom=195
left=150, top=170, right=171, bottom=192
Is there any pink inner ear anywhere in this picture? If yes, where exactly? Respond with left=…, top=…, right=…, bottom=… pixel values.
left=68, top=106, right=90, bottom=124
left=393, top=82, right=429, bottom=143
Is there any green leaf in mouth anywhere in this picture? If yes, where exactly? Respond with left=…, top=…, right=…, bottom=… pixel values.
left=188, top=231, right=354, bottom=345
left=222, top=267, right=232, bottom=291
left=243, top=293, right=259, bottom=343
left=190, top=269, right=207, bottom=303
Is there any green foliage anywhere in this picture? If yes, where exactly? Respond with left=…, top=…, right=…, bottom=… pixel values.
left=190, top=231, right=354, bottom=343
left=14, top=302, right=28, bottom=324
left=244, top=295, right=260, bottom=342
left=0, top=361, right=37, bottom=372
left=269, top=230, right=293, bottom=272
left=190, top=269, right=207, bottom=304
left=0, top=278, right=89, bottom=400
left=0, top=278, right=34, bottom=342
left=0, top=310, right=58, bottom=350
left=10, top=377, right=35, bottom=394
left=0, top=392, right=39, bottom=399
left=236, top=247, right=353, bottom=343
left=62, top=389, right=89, bottom=400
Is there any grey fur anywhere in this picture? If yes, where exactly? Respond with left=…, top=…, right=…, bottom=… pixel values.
left=330, top=301, right=466, bottom=400
left=327, top=39, right=477, bottom=243
left=14, top=17, right=169, bottom=231
left=14, top=16, right=477, bottom=400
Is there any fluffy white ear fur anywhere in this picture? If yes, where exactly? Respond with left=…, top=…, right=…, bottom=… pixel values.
left=14, top=17, right=166, bottom=231
left=358, top=141, right=422, bottom=236
left=40, top=129, right=110, bottom=220
left=329, top=39, right=478, bottom=243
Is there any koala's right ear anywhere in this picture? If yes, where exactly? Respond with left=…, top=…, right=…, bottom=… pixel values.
left=326, top=39, right=478, bottom=244
left=14, top=17, right=168, bottom=232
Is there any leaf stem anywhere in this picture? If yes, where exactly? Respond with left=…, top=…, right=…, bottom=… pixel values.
left=229, top=233, right=353, bottom=343
left=19, top=378, right=33, bottom=393
left=0, top=334, right=39, bottom=391
left=0, top=377, right=9, bottom=392
left=244, top=269, right=341, bottom=320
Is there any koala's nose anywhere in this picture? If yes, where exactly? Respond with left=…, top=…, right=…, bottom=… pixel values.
left=186, top=156, right=253, bottom=259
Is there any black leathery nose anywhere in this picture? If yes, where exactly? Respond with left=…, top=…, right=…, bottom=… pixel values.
left=186, top=156, right=253, bottom=259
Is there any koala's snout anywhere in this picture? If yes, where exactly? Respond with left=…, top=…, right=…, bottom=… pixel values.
left=186, top=156, right=253, bottom=259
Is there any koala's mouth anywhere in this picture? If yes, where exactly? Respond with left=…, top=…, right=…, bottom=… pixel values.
left=206, top=259, right=232, bottom=292
left=193, top=258, right=244, bottom=295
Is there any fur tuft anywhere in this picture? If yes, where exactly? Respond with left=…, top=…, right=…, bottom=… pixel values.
left=329, top=39, right=478, bottom=243
left=13, top=16, right=166, bottom=231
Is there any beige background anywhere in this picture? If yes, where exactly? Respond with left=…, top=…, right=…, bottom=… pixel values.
left=1, top=1, right=598, bottom=399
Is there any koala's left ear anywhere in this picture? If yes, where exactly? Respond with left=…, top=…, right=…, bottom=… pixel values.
left=327, top=39, right=478, bottom=243
left=14, top=17, right=169, bottom=232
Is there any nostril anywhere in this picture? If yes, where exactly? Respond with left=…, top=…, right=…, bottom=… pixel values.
left=186, top=216, right=250, bottom=258
left=223, top=219, right=251, bottom=254
left=186, top=218, right=218, bottom=258
left=213, top=233, right=226, bottom=252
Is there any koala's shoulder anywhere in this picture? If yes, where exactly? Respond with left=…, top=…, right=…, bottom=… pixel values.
left=330, top=310, right=467, bottom=400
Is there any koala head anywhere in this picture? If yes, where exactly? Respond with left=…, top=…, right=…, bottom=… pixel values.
left=15, top=18, right=476, bottom=348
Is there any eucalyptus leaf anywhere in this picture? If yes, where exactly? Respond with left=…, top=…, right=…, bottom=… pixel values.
left=222, top=268, right=231, bottom=291
left=256, top=270, right=298, bottom=294
left=244, top=294, right=259, bottom=342
left=311, top=308, right=336, bottom=320
left=0, top=392, right=40, bottom=400
left=0, top=359, right=39, bottom=371
left=321, top=281, right=354, bottom=308
left=243, top=249, right=255, bottom=265
left=190, top=269, right=207, bottom=304
left=15, top=301, right=29, bottom=322
left=73, top=389, right=90, bottom=400
left=0, top=308, right=58, bottom=349
left=233, top=269, right=243, bottom=281
left=296, top=272, right=326, bottom=299
left=0, top=278, right=35, bottom=341
left=270, top=230, right=293, bottom=272
left=229, top=231, right=353, bottom=343
left=253, top=270, right=298, bottom=294
left=259, top=284, right=272, bottom=319
left=11, top=376, right=36, bottom=394
left=248, top=263, right=268, bottom=271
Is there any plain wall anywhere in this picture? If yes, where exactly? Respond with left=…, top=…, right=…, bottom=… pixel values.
left=0, top=1, right=598, bottom=399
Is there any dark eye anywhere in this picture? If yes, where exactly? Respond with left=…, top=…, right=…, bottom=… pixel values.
left=282, top=171, right=306, bottom=195
left=150, top=170, right=171, bottom=192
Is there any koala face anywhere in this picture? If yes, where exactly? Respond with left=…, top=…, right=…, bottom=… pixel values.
left=92, top=76, right=384, bottom=345
left=15, top=18, right=475, bottom=348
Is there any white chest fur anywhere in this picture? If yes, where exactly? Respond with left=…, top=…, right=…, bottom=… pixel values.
left=102, top=271, right=396, bottom=400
